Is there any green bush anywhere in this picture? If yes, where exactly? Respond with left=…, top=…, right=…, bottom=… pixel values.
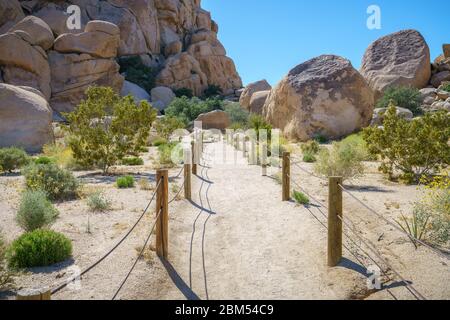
left=6, top=229, right=72, bottom=269
left=314, top=138, right=367, bottom=180
left=63, top=86, right=156, bottom=174
left=154, top=116, right=186, bottom=140
left=225, top=103, right=249, bottom=127
left=16, top=190, right=59, bottom=232
left=116, top=176, right=135, bottom=189
left=0, top=231, right=14, bottom=290
left=0, top=147, right=30, bottom=173
left=118, top=56, right=156, bottom=93
left=87, top=192, right=111, bottom=212
left=173, top=88, right=194, bottom=98
left=301, top=141, right=320, bottom=155
left=302, top=152, right=317, bottom=163
left=121, top=157, right=144, bottom=166
left=248, top=114, right=272, bottom=140
left=293, top=190, right=310, bottom=205
left=313, top=134, right=328, bottom=144
left=340, top=133, right=374, bottom=161
left=165, top=97, right=224, bottom=125
left=34, top=156, right=55, bottom=165
left=23, top=163, right=79, bottom=201
left=376, top=86, right=423, bottom=116
left=203, top=84, right=223, bottom=98
left=441, top=83, right=450, bottom=93
left=363, top=107, right=450, bottom=183
left=157, top=142, right=181, bottom=167
left=152, top=137, right=168, bottom=147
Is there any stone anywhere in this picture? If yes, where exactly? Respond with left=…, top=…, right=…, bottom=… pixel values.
left=151, top=86, right=176, bottom=110
left=263, top=55, right=374, bottom=141
left=249, top=90, right=270, bottom=115
left=0, top=83, right=53, bottom=153
left=0, top=0, right=25, bottom=34
left=195, top=110, right=230, bottom=130
left=48, top=51, right=124, bottom=113
left=164, top=40, right=183, bottom=57
left=0, top=32, right=51, bottom=100
left=444, top=44, right=450, bottom=59
left=371, top=107, right=413, bottom=126
left=436, top=90, right=450, bottom=101
left=235, top=88, right=244, bottom=98
left=360, top=30, right=431, bottom=99
left=121, top=80, right=151, bottom=102
left=431, top=71, right=450, bottom=88
left=54, top=23, right=120, bottom=59
left=239, top=80, right=272, bottom=110
left=34, top=3, right=86, bottom=37
left=8, top=16, right=54, bottom=50
left=84, top=20, right=120, bottom=35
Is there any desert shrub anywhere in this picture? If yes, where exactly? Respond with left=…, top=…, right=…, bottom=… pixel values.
left=376, top=86, right=423, bottom=116
left=0, top=147, right=30, bottom=173
left=116, top=176, right=135, bottom=189
left=118, top=56, right=156, bottom=93
left=34, top=156, right=55, bottom=165
left=152, top=137, right=168, bottom=147
left=248, top=114, right=272, bottom=140
left=225, top=103, right=249, bottom=127
left=173, top=88, right=194, bottom=98
left=314, top=138, right=367, bottom=180
left=165, top=97, right=224, bottom=125
left=87, top=192, right=111, bottom=212
left=203, top=84, right=222, bottom=98
left=293, top=190, right=310, bottom=205
left=157, top=142, right=182, bottom=167
left=63, top=87, right=156, bottom=174
left=23, top=163, right=79, bottom=201
left=138, top=178, right=153, bottom=191
left=41, top=144, right=83, bottom=170
left=0, top=232, right=15, bottom=290
left=16, top=190, right=59, bottom=232
left=302, top=152, right=317, bottom=163
left=340, top=133, right=374, bottom=161
left=441, top=83, right=450, bottom=93
left=6, top=229, right=72, bottom=269
left=122, top=157, right=144, bottom=166
left=154, top=116, right=185, bottom=140
left=313, top=134, right=328, bottom=144
left=301, top=141, right=320, bottom=155
left=363, top=107, right=450, bottom=183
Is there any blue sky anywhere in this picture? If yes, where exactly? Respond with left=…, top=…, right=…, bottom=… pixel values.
left=203, top=0, right=449, bottom=86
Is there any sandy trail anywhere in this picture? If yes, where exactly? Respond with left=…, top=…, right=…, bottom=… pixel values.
left=155, top=141, right=369, bottom=300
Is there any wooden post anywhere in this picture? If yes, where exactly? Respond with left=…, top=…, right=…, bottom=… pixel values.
left=184, top=163, right=191, bottom=201
left=156, top=169, right=169, bottom=259
left=191, top=141, right=197, bottom=175
left=328, top=176, right=343, bottom=267
left=282, top=152, right=290, bottom=201
left=16, top=288, right=51, bottom=300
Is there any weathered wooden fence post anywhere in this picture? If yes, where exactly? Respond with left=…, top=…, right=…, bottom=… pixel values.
left=156, top=169, right=169, bottom=259
left=328, top=176, right=343, bottom=267
left=16, top=288, right=51, bottom=300
left=184, top=148, right=192, bottom=201
left=191, top=141, right=197, bottom=175
left=282, top=152, right=290, bottom=201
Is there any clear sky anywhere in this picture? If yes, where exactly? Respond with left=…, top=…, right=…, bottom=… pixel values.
left=202, top=0, right=449, bottom=86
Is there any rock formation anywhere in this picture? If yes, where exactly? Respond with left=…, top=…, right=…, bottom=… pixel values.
left=360, top=30, right=431, bottom=99
left=195, top=110, right=230, bottom=130
left=239, top=80, right=272, bottom=110
left=263, top=55, right=374, bottom=141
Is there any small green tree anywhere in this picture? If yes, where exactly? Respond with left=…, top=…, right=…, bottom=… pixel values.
left=154, top=116, right=186, bottom=140
left=376, top=86, right=423, bottom=116
left=63, top=87, right=156, bottom=174
left=0, top=147, right=30, bottom=173
left=224, top=103, right=249, bottom=127
left=165, top=97, right=224, bottom=125
left=363, top=106, right=450, bottom=183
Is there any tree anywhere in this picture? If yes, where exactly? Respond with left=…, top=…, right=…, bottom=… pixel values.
left=376, top=86, right=423, bottom=116
left=63, top=86, right=156, bottom=174
left=363, top=105, right=450, bottom=183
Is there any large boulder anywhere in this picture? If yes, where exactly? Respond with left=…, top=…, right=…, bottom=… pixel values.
left=195, top=110, right=230, bottom=130
left=8, top=16, right=54, bottom=50
left=121, top=81, right=151, bottom=102
left=54, top=21, right=120, bottom=59
left=49, top=51, right=124, bottom=113
left=371, top=107, right=413, bottom=126
left=249, top=90, right=270, bottom=115
left=239, top=80, right=271, bottom=110
left=0, top=32, right=51, bottom=100
left=0, top=84, right=53, bottom=153
left=360, top=30, right=431, bottom=99
left=263, top=55, right=374, bottom=141
left=151, top=86, right=176, bottom=110
left=0, top=0, right=25, bottom=34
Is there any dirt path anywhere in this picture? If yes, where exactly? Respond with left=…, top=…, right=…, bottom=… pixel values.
left=149, top=141, right=370, bottom=300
